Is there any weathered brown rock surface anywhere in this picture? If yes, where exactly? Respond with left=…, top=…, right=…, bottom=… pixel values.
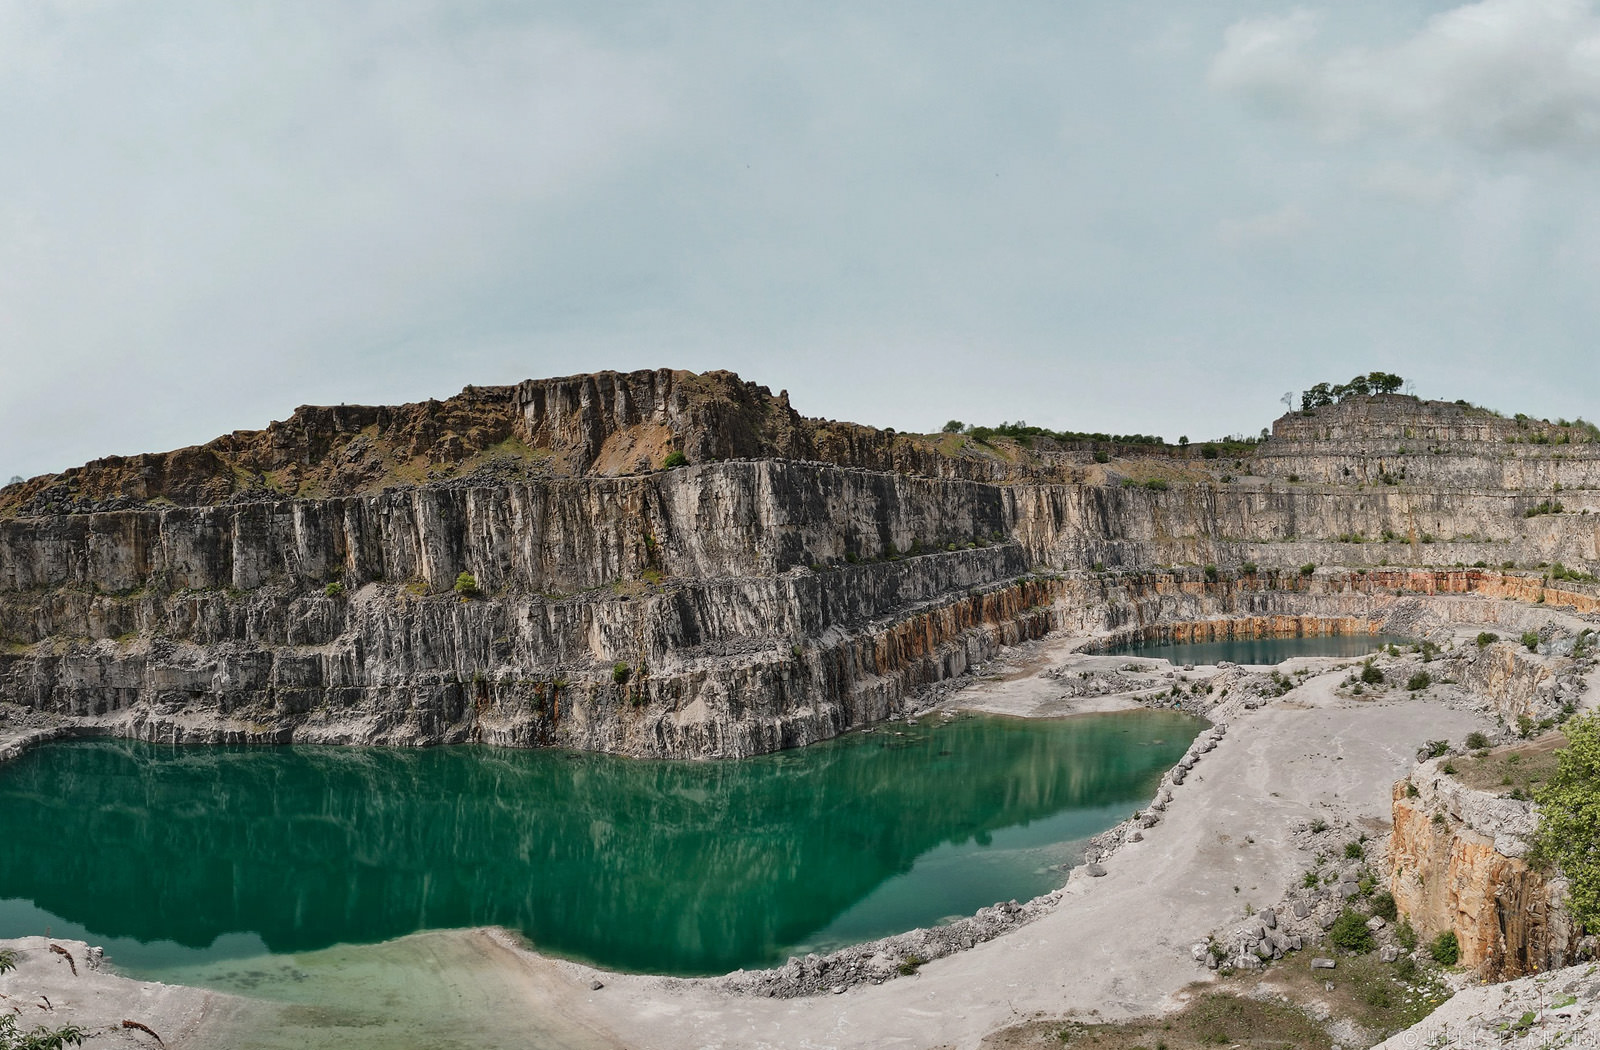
left=1389, top=759, right=1581, bottom=980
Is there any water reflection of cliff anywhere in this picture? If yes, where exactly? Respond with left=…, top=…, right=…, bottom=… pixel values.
left=0, top=712, right=1199, bottom=974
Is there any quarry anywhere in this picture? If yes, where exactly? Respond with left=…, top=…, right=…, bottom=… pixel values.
left=2, top=369, right=1598, bottom=1049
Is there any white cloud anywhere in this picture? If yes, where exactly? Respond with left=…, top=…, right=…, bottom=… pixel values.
left=1211, top=0, right=1600, bottom=152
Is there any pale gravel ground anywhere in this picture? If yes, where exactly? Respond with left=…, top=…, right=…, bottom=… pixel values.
left=0, top=623, right=1547, bottom=1049
left=1370, top=961, right=1600, bottom=1049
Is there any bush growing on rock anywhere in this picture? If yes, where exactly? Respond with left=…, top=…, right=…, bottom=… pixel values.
left=1407, top=671, right=1432, bottom=692
left=1522, top=630, right=1540, bottom=651
left=1370, top=890, right=1398, bottom=921
left=454, top=572, right=479, bottom=597
left=1476, top=632, right=1499, bottom=648
left=1428, top=930, right=1460, bottom=966
left=661, top=450, right=688, bottom=469
left=1466, top=731, right=1489, bottom=750
left=612, top=662, right=632, bottom=685
left=1395, top=918, right=1418, bottom=951
left=1360, top=660, right=1383, bottom=685
left=1329, top=910, right=1376, bottom=953
left=1299, top=563, right=1315, bottom=576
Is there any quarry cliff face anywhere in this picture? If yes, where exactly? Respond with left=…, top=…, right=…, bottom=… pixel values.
left=3, top=371, right=1599, bottom=759
left=1389, top=759, right=1580, bottom=980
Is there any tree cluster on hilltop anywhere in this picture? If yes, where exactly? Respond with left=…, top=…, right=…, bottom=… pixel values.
left=1300, top=372, right=1405, bottom=410
left=943, top=420, right=1167, bottom=446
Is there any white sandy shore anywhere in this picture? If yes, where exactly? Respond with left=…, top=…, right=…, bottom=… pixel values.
left=0, top=935, right=240, bottom=1048
left=7, top=617, right=1589, bottom=1049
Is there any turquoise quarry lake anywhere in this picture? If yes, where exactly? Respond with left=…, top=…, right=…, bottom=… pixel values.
left=1104, top=634, right=1412, bottom=666
left=0, top=712, right=1200, bottom=981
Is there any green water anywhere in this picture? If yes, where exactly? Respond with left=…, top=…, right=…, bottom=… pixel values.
left=1105, top=633, right=1412, bottom=666
left=0, top=712, right=1199, bottom=981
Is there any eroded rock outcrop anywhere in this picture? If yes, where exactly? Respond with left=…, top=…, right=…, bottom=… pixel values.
left=1389, top=759, right=1580, bottom=980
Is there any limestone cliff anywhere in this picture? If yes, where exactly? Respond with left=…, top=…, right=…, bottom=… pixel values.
left=1388, top=758, right=1580, bottom=980
left=3, top=370, right=1599, bottom=759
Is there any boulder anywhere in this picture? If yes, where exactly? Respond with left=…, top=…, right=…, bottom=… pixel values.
left=1311, top=957, right=1337, bottom=970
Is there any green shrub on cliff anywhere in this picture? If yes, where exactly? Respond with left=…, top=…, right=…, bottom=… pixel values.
left=1522, top=630, right=1540, bottom=651
left=454, top=572, right=479, bottom=597
left=662, top=450, right=688, bottom=469
left=1428, top=930, right=1460, bottom=966
left=1535, top=713, right=1600, bottom=932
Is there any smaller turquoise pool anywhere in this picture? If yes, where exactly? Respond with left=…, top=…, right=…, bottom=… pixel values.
left=1103, top=634, right=1413, bottom=666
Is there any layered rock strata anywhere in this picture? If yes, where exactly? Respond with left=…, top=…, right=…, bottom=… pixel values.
left=3, top=371, right=1599, bottom=759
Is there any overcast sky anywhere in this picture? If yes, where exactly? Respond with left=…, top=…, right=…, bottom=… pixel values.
left=4, top=0, right=1600, bottom=480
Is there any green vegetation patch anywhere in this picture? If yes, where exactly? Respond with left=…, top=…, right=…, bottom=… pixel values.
left=1535, top=713, right=1600, bottom=931
left=1451, top=734, right=1563, bottom=794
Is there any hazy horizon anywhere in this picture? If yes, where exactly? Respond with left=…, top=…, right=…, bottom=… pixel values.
left=6, top=1, right=1599, bottom=480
